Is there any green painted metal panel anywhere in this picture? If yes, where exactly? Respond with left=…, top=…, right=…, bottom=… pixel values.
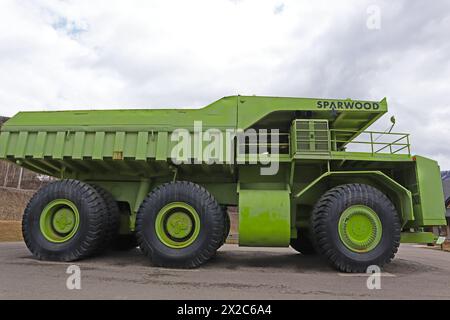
left=401, top=232, right=436, bottom=244
left=93, top=132, right=105, bottom=160
left=23, top=132, right=36, bottom=158
left=239, top=188, right=291, bottom=247
left=136, top=132, right=148, bottom=161
left=0, top=95, right=390, bottom=167
left=156, top=132, right=168, bottom=161
left=147, top=133, right=157, bottom=158
left=43, top=133, right=54, bottom=157
left=72, top=132, right=85, bottom=159
left=102, top=132, right=114, bottom=158
left=15, top=131, right=28, bottom=158
left=413, top=156, right=446, bottom=226
left=237, top=96, right=387, bottom=130
left=123, top=133, right=137, bottom=159
left=2, top=96, right=238, bottom=131
left=6, top=132, right=16, bottom=157
left=0, top=132, right=10, bottom=158
left=84, top=132, right=95, bottom=158
left=63, top=132, right=75, bottom=158
left=113, top=131, right=125, bottom=159
left=33, top=132, right=46, bottom=158
left=2, top=96, right=385, bottom=134
left=53, top=131, right=65, bottom=159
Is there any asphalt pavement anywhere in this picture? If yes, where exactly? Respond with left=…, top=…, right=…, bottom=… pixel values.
left=0, top=242, right=449, bottom=299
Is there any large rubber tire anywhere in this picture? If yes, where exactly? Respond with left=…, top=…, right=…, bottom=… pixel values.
left=221, top=208, right=231, bottom=246
left=136, top=181, right=224, bottom=268
left=311, top=184, right=401, bottom=273
left=445, top=196, right=450, bottom=210
left=91, top=185, right=137, bottom=251
left=90, top=184, right=120, bottom=253
left=290, top=231, right=316, bottom=255
left=22, top=180, right=108, bottom=261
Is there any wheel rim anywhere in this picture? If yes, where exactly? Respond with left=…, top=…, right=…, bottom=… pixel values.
left=338, top=205, right=382, bottom=253
left=155, top=202, right=201, bottom=249
left=40, top=199, right=80, bottom=243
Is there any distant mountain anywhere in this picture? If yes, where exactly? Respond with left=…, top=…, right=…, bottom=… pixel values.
left=442, top=171, right=450, bottom=181
left=0, top=116, right=10, bottom=126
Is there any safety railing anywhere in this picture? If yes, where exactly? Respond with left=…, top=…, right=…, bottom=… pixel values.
left=237, top=125, right=411, bottom=157
left=330, top=129, right=411, bottom=155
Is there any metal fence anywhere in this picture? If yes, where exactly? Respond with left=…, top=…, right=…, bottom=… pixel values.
left=0, top=161, right=55, bottom=191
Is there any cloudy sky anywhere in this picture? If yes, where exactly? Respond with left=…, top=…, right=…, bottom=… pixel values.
left=0, top=0, right=449, bottom=168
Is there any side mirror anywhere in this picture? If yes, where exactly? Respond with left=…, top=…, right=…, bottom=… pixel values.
left=390, top=116, right=396, bottom=125
left=388, top=116, right=396, bottom=133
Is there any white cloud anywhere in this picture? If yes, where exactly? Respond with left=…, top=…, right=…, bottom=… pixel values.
left=0, top=0, right=449, bottom=168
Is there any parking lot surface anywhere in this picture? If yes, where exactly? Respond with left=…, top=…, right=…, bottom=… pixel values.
left=0, top=242, right=449, bottom=299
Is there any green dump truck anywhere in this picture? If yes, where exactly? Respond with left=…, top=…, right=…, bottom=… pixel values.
left=0, top=96, right=446, bottom=272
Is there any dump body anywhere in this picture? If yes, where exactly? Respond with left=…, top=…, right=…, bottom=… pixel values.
left=0, top=96, right=392, bottom=180
left=0, top=96, right=446, bottom=246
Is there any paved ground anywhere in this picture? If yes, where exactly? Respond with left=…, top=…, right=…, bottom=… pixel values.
left=0, top=242, right=449, bottom=300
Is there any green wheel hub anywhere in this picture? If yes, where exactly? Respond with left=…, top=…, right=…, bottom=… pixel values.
left=155, top=202, right=201, bottom=249
left=40, top=199, right=80, bottom=243
left=338, top=205, right=382, bottom=253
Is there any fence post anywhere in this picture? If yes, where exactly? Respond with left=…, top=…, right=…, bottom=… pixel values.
left=3, top=163, right=10, bottom=187
left=17, top=167, right=24, bottom=190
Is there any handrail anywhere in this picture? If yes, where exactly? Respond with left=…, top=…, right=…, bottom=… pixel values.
left=292, top=120, right=411, bottom=157
left=329, top=129, right=410, bottom=156
left=238, top=127, right=411, bottom=157
left=329, top=129, right=408, bottom=136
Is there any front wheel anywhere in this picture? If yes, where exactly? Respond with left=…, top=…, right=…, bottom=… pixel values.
left=310, top=184, right=401, bottom=273
left=136, top=181, right=224, bottom=268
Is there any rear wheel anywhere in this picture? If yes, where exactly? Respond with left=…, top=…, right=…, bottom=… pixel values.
left=311, top=184, right=401, bottom=273
left=136, top=181, right=224, bottom=268
left=90, top=185, right=138, bottom=251
left=221, top=208, right=231, bottom=246
left=90, top=184, right=120, bottom=254
left=22, top=180, right=108, bottom=261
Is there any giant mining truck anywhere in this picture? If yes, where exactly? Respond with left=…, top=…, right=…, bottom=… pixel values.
left=0, top=96, right=446, bottom=272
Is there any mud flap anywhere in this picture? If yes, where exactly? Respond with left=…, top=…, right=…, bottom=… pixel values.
left=238, top=189, right=291, bottom=247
